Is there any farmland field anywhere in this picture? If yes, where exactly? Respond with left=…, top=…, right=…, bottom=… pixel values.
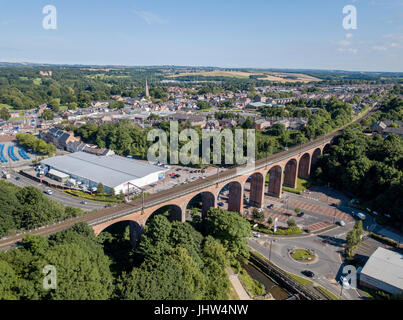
left=169, top=70, right=322, bottom=83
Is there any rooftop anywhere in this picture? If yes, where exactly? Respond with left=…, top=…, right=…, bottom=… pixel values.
left=361, top=247, right=403, bottom=291
left=41, top=151, right=166, bottom=188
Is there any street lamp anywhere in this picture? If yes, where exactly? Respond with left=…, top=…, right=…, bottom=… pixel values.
left=127, top=182, right=145, bottom=215
left=269, top=239, right=273, bottom=262
left=333, top=204, right=337, bottom=224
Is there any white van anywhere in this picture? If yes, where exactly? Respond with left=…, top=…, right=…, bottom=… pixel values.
left=357, top=212, right=366, bottom=220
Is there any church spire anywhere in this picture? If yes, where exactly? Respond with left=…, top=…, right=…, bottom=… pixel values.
left=145, top=79, right=150, bottom=98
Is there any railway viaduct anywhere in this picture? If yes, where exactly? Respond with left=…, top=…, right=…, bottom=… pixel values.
left=89, top=139, right=332, bottom=246
left=0, top=102, right=379, bottom=250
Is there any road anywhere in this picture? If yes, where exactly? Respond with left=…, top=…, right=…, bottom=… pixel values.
left=0, top=104, right=379, bottom=250
left=5, top=170, right=105, bottom=211
left=248, top=223, right=363, bottom=300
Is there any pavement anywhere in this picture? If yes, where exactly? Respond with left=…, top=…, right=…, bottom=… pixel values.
left=226, top=268, right=252, bottom=300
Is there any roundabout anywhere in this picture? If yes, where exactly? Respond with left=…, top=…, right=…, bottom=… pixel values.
left=289, top=248, right=318, bottom=264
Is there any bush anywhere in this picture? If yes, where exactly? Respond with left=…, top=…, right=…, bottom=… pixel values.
left=238, top=269, right=266, bottom=298
left=287, top=218, right=296, bottom=227
left=370, top=233, right=398, bottom=247
left=252, top=208, right=265, bottom=221
left=251, top=221, right=302, bottom=236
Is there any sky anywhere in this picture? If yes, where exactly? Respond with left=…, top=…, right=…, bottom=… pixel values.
left=0, top=0, right=402, bottom=72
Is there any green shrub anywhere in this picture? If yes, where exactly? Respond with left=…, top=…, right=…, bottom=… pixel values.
left=370, top=233, right=398, bottom=247
left=238, top=269, right=266, bottom=298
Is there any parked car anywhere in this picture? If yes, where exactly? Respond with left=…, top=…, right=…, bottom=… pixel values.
left=218, top=202, right=224, bottom=207
left=338, top=220, right=346, bottom=227
left=45, top=189, right=53, bottom=195
left=252, top=231, right=260, bottom=238
left=81, top=200, right=87, bottom=205
left=297, top=212, right=305, bottom=217
left=301, top=270, right=315, bottom=278
left=267, top=204, right=274, bottom=209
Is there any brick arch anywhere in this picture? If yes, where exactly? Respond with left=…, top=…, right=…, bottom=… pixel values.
left=92, top=201, right=186, bottom=236
left=323, top=143, right=331, bottom=154
left=218, top=180, right=243, bottom=213
left=186, top=191, right=216, bottom=219
left=244, top=172, right=265, bottom=208
left=146, top=204, right=184, bottom=225
left=96, top=219, right=145, bottom=247
left=283, top=158, right=298, bottom=189
left=298, top=153, right=311, bottom=179
left=311, top=148, right=322, bottom=165
left=266, top=165, right=283, bottom=198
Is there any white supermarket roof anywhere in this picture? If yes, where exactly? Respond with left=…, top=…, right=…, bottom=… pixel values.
left=41, top=151, right=166, bottom=188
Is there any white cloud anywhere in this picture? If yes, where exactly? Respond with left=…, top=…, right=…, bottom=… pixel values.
left=345, top=33, right=354, bottom=39
left=134, top=10, right=167, bottom=25
left=338, top=48, right=358, bottom=54
left=372, top=45, right=388, bottom=51
left=331, top=39, right=351, bottom=46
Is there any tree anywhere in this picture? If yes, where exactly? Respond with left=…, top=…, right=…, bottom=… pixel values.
left=109, top=101, right=125, bottom=109
left=287, top=218, right=296, bottom=227
left=197, top=100, right=212, bottom=110
left=0, top=259, right=18, bottom=300
left=0, top=107, right=10, bottom=121
left=96, top=183, right=105, bottom=195
left=42, top=109, right=54, bottom=121
left=43, top=243, right=113, bottom=300
left=48, top=98, right=60, bottom=113
left=252, top=208, right=265, bottom=221
left=204, top=208, right=251, bottom=258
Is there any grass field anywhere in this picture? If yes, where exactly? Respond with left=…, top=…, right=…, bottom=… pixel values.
left=169, top=70, right=321, bottom=83
left=291, top=249, right=315, bottom=261
left=282, top=178, right=311, bottom=194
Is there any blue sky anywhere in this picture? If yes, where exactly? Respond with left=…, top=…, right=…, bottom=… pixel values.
left=0, top=0, right=402, bottom=71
